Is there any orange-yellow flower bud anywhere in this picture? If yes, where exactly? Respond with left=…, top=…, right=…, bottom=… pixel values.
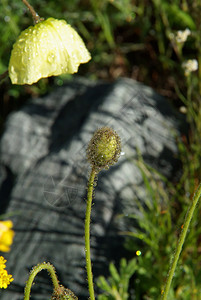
left=0, top=220, right=15, bottom=252
left=0, top=256, right=13, bottom=289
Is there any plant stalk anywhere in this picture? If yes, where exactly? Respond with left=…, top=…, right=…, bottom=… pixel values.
left=85, top=168, right=96, bottom=300
left=161, top=183, right=201, bottom=299
left=24, top=262, right=59, bottom=300
left=22, top=0, right=42, bottom=23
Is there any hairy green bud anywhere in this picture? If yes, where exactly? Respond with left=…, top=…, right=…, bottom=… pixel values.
left=51, top=285, right=78, bottom=300
left=87, top=127, right=121, bottom=172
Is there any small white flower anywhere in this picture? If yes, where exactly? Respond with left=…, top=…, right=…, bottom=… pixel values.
left=179, top=106, right=187, bottom=114
left=182, top=59, right=198, bottom=76
left=175, top=28, right=191, bottom=43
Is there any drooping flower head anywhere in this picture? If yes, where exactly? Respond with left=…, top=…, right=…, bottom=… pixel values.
left=51, top=285, right=78, bottom=300
left=9, top=18, right=91, bottom=85
left=182, top=59, right=198, bottom=76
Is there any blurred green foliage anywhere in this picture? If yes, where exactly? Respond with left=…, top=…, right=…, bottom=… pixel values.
left=1, top=0, right=200, bottom=106
left=97, top=258, right=137, bottom=300
left=0, top=0, right=135, bottom=75
left=98, top=158, right=201, bottom=299
left=0, top=0, right=198, bottom=83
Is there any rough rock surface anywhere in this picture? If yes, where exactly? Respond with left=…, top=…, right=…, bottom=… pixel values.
left=0, top=77, right=184, bottom=299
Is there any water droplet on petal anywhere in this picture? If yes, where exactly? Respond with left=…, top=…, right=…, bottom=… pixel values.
left=47, top=53, right=55, bottom=63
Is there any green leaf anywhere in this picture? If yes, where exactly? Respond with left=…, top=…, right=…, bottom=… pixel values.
left=126, top=258, right=137, bottom=277
left=97, top=276, right=112, bottom=293
left=109, top=262, right=120, bottom=283
left=161, top=2, right=196, bottom=30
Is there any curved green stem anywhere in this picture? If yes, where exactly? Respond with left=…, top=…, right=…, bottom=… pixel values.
left=85, top=168, right=96, bottom=300
left=161, top=183, right=201, bottom=300
left=24, top=262, right=59, bottom=300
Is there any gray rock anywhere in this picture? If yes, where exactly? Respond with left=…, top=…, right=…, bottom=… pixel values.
left=0, top=77, right=184, bottom=299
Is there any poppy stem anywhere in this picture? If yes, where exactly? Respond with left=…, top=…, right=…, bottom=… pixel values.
left=24, top=262, right=59, bottom=300
left=161, top=183, right=201, bottom=299
left=85, top=168, right=96, bottom=300
left=22, top=0, right=42, bottom=24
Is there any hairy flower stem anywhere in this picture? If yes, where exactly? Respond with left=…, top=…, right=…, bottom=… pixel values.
left=22, top=0, right=42, bottom=23
left=161, top=183, right=201, bottom=300
left=24, top=262, right=59, bottom=300
left=85, top=168, right=96, bottom=300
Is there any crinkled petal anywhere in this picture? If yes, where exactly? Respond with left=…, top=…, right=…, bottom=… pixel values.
left=9, top=18, right=91, bottom=85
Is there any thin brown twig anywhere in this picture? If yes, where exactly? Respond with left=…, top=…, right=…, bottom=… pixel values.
left=22, top=0, right=42, bottom=23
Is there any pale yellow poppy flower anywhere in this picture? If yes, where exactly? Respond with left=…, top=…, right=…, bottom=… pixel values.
left=9, top=18, right=91, bottom=85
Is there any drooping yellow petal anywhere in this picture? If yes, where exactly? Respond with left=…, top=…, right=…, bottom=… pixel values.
left=9, top=18, right=91, bottom=85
